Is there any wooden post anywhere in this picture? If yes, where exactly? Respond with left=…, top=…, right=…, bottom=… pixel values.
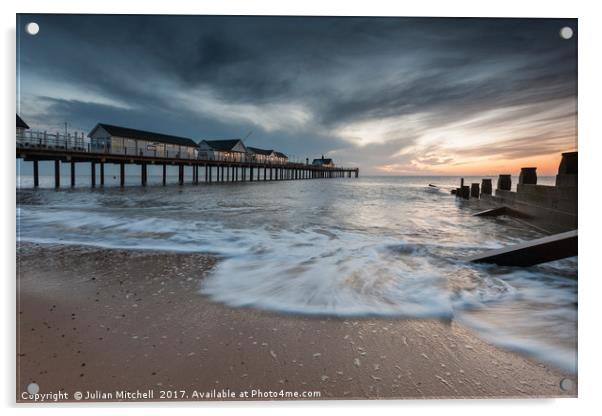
left=205, top=165, right=208, bottom=183
left=519, top=167, right=537, bottom=185
left=471, top=183, right=480, bottom=198
left=179, top=165, right=184, bottom=185
left=70, top=161, right=75, bottom=187
left=141, top=163, right=147, bottom=186
left=120, top=162, right=125, bottom=187
left=481, top=179, right=492, bottom=195
left=497, top=174, right=512, bottom=191
left=162, top=164, right=167, bottom=185
left=100, top=162, right=104, bottom=186
left=91, top=162, right=96, bottom=188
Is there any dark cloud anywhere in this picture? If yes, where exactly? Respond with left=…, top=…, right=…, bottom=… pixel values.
left=17, top=15, right=577, bottom=173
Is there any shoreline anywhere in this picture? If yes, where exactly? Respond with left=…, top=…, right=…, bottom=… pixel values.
left=16, top=242, right=576, bottom=401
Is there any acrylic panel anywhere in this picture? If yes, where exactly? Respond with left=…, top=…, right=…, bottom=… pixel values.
left=16, top=14, right=578, bottom=402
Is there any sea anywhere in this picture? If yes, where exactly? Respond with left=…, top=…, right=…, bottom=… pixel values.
left=16, top=169, right=577, bottom=373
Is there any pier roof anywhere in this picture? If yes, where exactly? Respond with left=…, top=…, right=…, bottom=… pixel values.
left=248, top=147, right=274, bottom=156
left=91, top=123, right=197, bottom=147
left=274, top=151, right=288, bottom=159
left=17, top=114, right=29, bottom=129
left=313, top=158, right=333, bottom=165
left=200, top=139, right=246, bottom=152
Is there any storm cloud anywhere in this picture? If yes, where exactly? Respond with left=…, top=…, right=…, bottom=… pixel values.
left=17, top=15, right=577, bottom=174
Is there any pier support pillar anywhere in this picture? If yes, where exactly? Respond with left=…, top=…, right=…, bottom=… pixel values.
left=179, top=165, right=184, bottom=185
left=33, top=160, right=39, bottom=187
left=141, top=163, right=147, bottom=186
left=100, top=162, right=104, bottom=186
left=91, top=162, right=96, bottom=188
left=120, top=162, right=125, bottom=187
left=162, top=164, right=167, bottom=185
left=54, top=160, right=60, bottom=188
left=216, top=165, right=220, bottom=182
left=250, top=167, right=254, bottom=182
left=205, top=165, right=208, bottom=183
left=70, top=161, right=75, bottom=187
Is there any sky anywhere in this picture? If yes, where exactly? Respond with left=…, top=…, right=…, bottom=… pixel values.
left=17, top=15, right=577, bottom=175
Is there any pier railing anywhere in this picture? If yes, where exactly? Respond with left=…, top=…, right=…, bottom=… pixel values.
left=17, top=130, right=88, bottom=152
left=16, top=131, right=198, bottom=160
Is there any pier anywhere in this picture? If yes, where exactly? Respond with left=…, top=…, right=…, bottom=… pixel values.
left=16, top=130, right=359, bottom=188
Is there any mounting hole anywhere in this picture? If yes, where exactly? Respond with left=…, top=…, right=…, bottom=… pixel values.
left=560, top=377, right=575, bottom=391
left=25, top=22, right=40, bottom=36
left=27, top=382, right=40, bottom=394
left=559, top=26, right=573, bottom=40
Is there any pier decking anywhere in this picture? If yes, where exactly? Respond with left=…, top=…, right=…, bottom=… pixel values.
left=16, top=132, right=359, bottom=188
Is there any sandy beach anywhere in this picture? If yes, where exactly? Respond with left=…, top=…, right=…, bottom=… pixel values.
left=16, top=242, right=576, bottom=402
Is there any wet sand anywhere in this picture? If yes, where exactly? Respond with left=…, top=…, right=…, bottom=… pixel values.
left=16, top=243, right=576, bottom=402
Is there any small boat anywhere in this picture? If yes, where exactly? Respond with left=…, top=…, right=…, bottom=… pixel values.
left=425, top=184, right=440, bottom=193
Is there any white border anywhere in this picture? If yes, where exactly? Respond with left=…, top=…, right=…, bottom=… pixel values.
left=2, top=0, right=601, bottom=415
